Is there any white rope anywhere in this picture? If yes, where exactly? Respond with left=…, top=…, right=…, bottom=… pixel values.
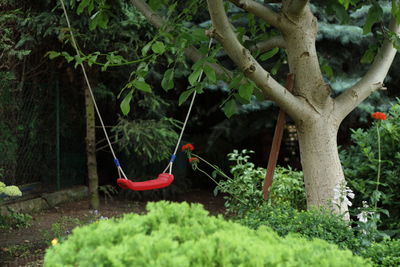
left=163, top=38, right=214, bottom=174
left=60, top=0, right=213, bottom=178
left=59, top=0, right=127, bottom=179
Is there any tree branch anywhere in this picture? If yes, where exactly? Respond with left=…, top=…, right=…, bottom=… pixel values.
left=207, top=0, right=309, bottom=121
left=130, top=0, right=231, bottom=78
left=251, top=35, right=286, bottom=53
left=287, top=0, right=309, bottom=17
left=228, top=0, right=288, bottom=31
left=334, top=18, right=400, bottom=121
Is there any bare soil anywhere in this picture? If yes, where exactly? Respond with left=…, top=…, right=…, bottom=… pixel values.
left=0, top=189, right=225, bottom=267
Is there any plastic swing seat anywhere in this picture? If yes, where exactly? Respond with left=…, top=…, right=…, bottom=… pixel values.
left=116, top=173, right=174, bottom=191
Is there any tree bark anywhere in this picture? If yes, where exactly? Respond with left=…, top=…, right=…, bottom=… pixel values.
left=296, top=117, right=348, bottom=217
left=85, top=78, right=100, bottom=210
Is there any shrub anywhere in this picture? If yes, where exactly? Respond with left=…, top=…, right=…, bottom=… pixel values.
left=361, top=239, right=400, bottom=266
left=215, top=149, right=265, bottom=216
left=215, top=149, right=305, bottom=216
left=238, top=204, right=362, bottom=252
left=0, top=181, right=22, bottom=198
left=340, top=100, right=400, bottom=231
left=268, top=166, right=306, bottom=210
left=0, top=208, right=32, bottom=230
left=44, top=201, right=368, bottom=267
left=0, top=182, right=29, bottom=230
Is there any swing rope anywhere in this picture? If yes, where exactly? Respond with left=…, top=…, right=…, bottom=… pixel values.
left=162, top=38, right=212, bottom=174
left=59, top=0, right=213, bottom=182
left=59, top=0, right=127, bottom=179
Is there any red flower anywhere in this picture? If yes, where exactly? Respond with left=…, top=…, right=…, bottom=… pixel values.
left=371, top=112, right=387, bottom=120
left=182, top=144, right=195, bottom=151
left=188, top=157, right=199, bottom=163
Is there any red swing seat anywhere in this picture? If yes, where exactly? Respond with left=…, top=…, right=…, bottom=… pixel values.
left=117, top=173, right=174, bottom=191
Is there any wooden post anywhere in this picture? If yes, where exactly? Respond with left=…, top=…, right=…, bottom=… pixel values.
left=262, top=74, right=295, bottom=200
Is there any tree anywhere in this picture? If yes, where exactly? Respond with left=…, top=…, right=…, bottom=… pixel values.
left=205, top=0, right=399, bottom=216
left=78, top=0, right=400, bottom=216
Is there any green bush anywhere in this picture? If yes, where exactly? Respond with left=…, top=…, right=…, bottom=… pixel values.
left=268, top=166, right=306, bottom=210
left=0, top=208, right=32, bottom=230
left=0, top=181, right=22, bottom=198
left=215, top=149, right=265, bottom=216
left=340, top=100, right=400, bottom=231
left=215, top=149, right=305, bottom=216
left=0, top=182, right=29, bottom=230
left=361, top=239, right=400, bottom=266
left=44, top=201, right=368, bottom=267
left=238, top=204, right=361, bottom=252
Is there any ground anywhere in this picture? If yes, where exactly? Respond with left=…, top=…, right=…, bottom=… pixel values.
left=0, top=189, right=225, bottom=267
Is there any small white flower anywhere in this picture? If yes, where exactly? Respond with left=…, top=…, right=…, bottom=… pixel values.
left=357, top=211, right=368, bottom=223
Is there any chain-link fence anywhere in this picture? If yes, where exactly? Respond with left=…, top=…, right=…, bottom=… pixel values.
left=0, top=73, right=86, bottom=191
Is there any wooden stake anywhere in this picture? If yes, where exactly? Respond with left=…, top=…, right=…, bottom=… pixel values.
left=262, top=74, right=295, bottom=200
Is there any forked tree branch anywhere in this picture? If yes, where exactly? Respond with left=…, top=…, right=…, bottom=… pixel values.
left=228, top=0, right=289, bottom=31
left=207, top=0, right=309, bottom=121
left=334, top=18, right=400, bottom=121
left=130, top=0, right=231, bottom=78
left=252, top=35, right=286, bottom=53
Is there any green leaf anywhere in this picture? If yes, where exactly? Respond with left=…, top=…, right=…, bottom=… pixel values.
left=203, top=64, right=216, bottom=83
left=77, top=0, right=90, bottom=15
left=142, top=42, right=152, bottom=56
left=338, top=0, right=351, bottom=9
left=363, top=3, right=383, bottom=34
left=151, top=41, right=166, bottom=54
left=188, top=67, right=202, bottom=86
left=133, top=80, right=152, bottom=93
left=393, top=0, right=400, bottom=24
left=213, top=187, right=219, bottom=197
left=120, top=90, right=133, bottom=115
left=330, top=3, right=350, bottom=24
left=234, top=93, right=250, bottom=105
left=260, top=47, right=279, bottom=61
left=361, top=45, right=377, bottom=64
left=254, top=88, right=265, bottom=101
left=89, top=11, right=109, bottom=30
left=238, top=83, right=254, bottom=102
left=223, top=99, right=236, bottom=118
left=321, top=64, right=334, bottom=78
left=46, top=51, right=60, bottom=60
left=74, top=55, right=83, bottom=68
left=61, top=52, right=74, bottom=63
left=229, top=74, right=244, bottom=90
left=161, top=69, right=175, bottom=91
left=179, top=89, right=195, bottom=105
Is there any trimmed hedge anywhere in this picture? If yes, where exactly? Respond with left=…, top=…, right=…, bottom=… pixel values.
left=44, top=201, right=369, bottom=267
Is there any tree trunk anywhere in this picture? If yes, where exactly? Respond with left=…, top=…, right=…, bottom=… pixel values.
left=296, top=117, right=349, bottom=218
left=85, top=81, right=100, bottom=210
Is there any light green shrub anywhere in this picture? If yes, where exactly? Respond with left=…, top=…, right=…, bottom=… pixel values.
left=0, top=181, right=22, bottom=198
left=44, top=201, right=368, bottom=267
